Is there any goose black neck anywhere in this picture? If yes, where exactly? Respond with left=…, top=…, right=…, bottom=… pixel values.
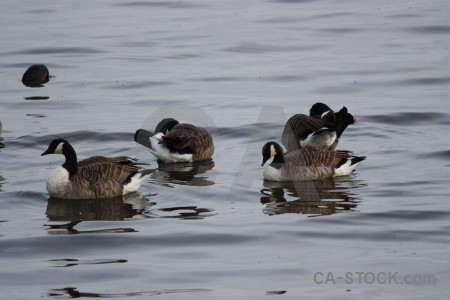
left=62, top=142, right=78, bottom=177
left=270, top=152, right=285, bottom=169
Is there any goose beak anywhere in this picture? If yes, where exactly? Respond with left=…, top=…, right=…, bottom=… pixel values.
left=261, top=158, right=268, bottom=167
left=41, top=149, right=51, bottom=156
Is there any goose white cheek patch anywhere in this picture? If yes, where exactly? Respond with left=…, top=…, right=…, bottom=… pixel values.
left=270, top=144, right=277, bottom=157
left=54, top=142, right=64, bottom=154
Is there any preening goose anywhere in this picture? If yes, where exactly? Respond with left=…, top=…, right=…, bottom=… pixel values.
left=281, top=102, right=355, bottom=151
left=134, top=118, right=214, bottom=163
left=261, top=141, right=365, bottom=181
left=41, top=139, right=153, bottom=199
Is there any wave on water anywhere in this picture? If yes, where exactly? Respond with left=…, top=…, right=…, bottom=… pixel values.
left=363, top=112, right=450, bottom=126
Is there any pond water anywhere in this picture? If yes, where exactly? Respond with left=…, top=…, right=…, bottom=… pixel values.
left=0, top=0, right=449, bottom=299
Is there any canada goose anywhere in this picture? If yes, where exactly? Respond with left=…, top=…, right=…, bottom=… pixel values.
left=22, top=64, right=49, bottom=87
left=134, top=118, right=214, bottom=163
left=281, top=103, right=355, bottom=151
left=41, top=139, right=153, bottom=199
left=261, top=141, right=365, bottom=181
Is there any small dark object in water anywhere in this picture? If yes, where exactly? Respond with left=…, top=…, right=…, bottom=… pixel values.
left=24, top=96, right=50, bottom=100
left=22, top=64, right=49, bottom=87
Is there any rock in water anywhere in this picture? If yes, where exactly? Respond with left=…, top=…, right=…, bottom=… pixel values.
left=22, top=64, right=49, bottom=87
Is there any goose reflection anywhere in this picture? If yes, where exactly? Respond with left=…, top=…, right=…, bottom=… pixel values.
left=45, top=220, right=137, bottom=235
left=153, top=206, right=215, bottom=220
left=152, top=160, right=215, bottom=186
left=46, top=193, right=151, bottom=222
left=48, top=287, right=211, bottom=298
left=0, top=124, right=4, bottom=149
left=261, top=176, right=366, bottom=217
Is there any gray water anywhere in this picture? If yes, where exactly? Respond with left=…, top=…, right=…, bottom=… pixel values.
left=1, top=0, right=449, bottom=299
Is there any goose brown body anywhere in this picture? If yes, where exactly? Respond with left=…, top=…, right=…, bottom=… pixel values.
left=262, top=142, right=365, bottom=181
left=51, top=163, right=141, bottom=199
left=134, top=118, right=214, bottom=163
left=277, top=146, right=353, bottom=180
left=163, top=123, right=214, bottom=161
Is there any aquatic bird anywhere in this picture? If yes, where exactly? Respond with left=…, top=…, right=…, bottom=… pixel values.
left=41, top=139, right=153, bottom=199
left=22, top=64, right=49, bottom=87
left=134, top=118, right=214, bottom=163
left=281, top=102, right=355, bottom=151
left=261, top=141, right=365, bottom=181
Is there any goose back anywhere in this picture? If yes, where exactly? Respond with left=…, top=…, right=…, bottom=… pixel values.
left=282, top=103, right=355, bottom=152
left=78, top=156, right=137, bottom=167
left=281, top=114, right=326, bottom=152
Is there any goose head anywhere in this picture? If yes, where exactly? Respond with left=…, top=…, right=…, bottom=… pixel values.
left=310, top=102, right=335, bottom=125
left=155, top=118, right=180, bottom=135
left=41, top=139, right=68, bottom=156
left=261, top=141, right=284, bottom=167
left=309, top=102, right=332, bottom=117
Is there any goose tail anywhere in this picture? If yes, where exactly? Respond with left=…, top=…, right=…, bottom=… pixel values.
left=134, top=129, right=154, bottom=149
left=140, top=168, right=156, bottom=178
left=334, top=106, right=356, bottom=138
left=334, top=155, right=366, bottom=177
left=123, top=168, right=155, bottom=195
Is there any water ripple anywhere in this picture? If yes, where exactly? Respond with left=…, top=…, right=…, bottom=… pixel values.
left=193, top=75, right=309, bottom=83
left=309, top=12, right=365, bottom=20
left=6, top=47, right=105, bottom=55
left=318, top=27, right=362, bottom=34
left=416, top=150, right=450, bottom=160
left=115, top=1, right=207, bottom=9
left=398, top=77, right=450, bottom=86
left=225, top=43, right=324, bottom=53
left=105, top=80, right=174, bottom=89
left=364, top=112, right=450, bottom=126
left=9, top=131, right=136, bottom=150
left=271, top=0, right=314, bottom=3
left=408, top=25, right=450, bottom=34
